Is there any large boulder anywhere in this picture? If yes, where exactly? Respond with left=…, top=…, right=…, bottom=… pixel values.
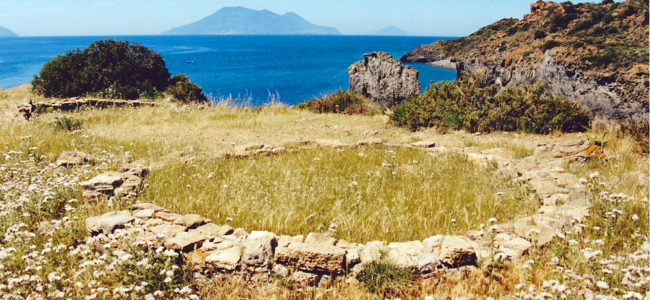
left=348, top=52, right=421, bottom=108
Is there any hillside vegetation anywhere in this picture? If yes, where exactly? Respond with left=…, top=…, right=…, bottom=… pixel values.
left=401, top=0, right=649, bottom=121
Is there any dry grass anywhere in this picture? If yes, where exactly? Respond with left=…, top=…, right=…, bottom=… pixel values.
left=0, top=85, right=648, bottom=299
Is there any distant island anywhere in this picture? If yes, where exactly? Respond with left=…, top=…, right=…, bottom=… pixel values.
left=368, top=26, right=407, bottom=36
left=0, top=26, right=18, bottom=37
left=162, top=7, right=340, bottom=35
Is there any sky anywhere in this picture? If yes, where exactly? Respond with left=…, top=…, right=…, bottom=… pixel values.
left=1, top=0, right=611, bottom=37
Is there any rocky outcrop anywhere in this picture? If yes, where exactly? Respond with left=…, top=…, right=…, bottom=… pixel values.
left=348, top=52, right=421, bottom=108
left=400, top=0, right=649, bottom=122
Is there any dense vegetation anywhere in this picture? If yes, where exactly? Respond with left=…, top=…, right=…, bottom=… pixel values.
left=295, top=90, right=382, bottom=115
left=32, top=40, right=206, bottom=102
left=390, top=73, right=591, bottom=134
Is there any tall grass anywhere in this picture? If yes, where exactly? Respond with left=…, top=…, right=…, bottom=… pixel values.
left=140, top=147, right=536, bottom=242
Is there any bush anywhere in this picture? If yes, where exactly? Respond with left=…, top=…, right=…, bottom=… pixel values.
left=166, top=74, right=207, bottom=103
left=541, top=40, right=562, bottom=51
left=549, top=13, right=578, bottom=32
left=534, top=28, right=548, bottom=39
left=32, top=40, right=171, bottom=100
left=591, top=26, right=606, bottom=35
left=499, top=45, right=508, bottom=52
left=507, top=27, right=518, bottom=36
left=569, top=19, right=594, bottom=34
left=52, top=116, right=84, bottom=131
left=357, top=261, right=418, bottom=296
left=295, top=90, right=382, bottom=115
left=623, top=5, right=637, bottom=16
left=606, top=26, right=618, bottom=34
left=390, top=72, right=592, bottom=134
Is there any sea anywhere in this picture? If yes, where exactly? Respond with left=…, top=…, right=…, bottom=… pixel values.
left=0, top=35, right=457, bottom=106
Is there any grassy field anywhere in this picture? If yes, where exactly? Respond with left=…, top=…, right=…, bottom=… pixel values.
left=0, top=85, right=648, bottom=299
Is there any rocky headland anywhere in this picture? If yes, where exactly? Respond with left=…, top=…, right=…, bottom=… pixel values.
left=401, top=0, right=649, bottom=122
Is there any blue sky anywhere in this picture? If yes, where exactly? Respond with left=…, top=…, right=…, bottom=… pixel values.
left=1, top=0, right=612, bottom=37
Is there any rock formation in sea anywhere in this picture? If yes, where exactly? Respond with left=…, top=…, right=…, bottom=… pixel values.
left=348, top=52, right=421, bottom=108
left=401, top=0, right=649, bottom=122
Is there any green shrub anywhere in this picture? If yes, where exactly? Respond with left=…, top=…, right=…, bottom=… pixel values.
left=390, top=72, right=592, bottom=134
left=623, top=5, right=637, bottom=16
left=549, top=12, right=578, bottom=32
left=606, top=26, right=618, bottom=34
left=590, top=9, right=606, bottom=22
left=541, top=40, right=562, bottom=51
left=32, top=40, right=171, bottom=100
left=499, top=45, right=508, bottom=52
left=591, top=26, right=606, bottom=35
left=52, top=116, right=84, bottom=131
left=507, top=27, right=518, bottom=36
left=534, top=28, right=548, bottom=39
left=295, top=90, right=382, bottom=115
left=165, top=74, right=207, bottom=103
left=602, top=0, right=614, bottom=4
left=357, top=261, right=418, bottom=296
left=142, top=87, right=164, bottom=100
left=569, top=19, right=595, bottom=34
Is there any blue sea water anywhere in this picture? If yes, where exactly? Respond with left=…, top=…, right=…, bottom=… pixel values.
left=0, top=35, right=457, bottom=106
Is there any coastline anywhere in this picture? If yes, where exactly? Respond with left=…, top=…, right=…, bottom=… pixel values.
left=428, top=59, right=456, bottom=70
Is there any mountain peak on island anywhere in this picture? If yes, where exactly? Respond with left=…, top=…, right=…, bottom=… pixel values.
left=368, top=26, right=407, bottom=36
left=162, top=7, right=340, bottom=36
left=0, top=26, right=18, bottom=37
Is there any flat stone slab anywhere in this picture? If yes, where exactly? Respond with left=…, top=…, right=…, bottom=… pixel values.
left=385, top=241, right=424, bottom=268
left=205, top=246, right=244, bottom=271
left=174, top=214, right=211, bottom=228
left=164, top=234, right=207, bottom=252
left=80, top=172, right=126, bottom=193
left=86, top=210, right=131, bottom=234
left=147, top=224, right=187, bottom=237
left=100, top=215, right=135, bottom=234
left=280, top=243, right=346, bottom=274
left=132, top=203, right=169, bottom=213
left=439, top=236, right=478, bottom=268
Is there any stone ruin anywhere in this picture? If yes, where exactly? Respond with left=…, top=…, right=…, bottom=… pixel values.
left=74, top=138, right=645, bottom=287
left=12, top=98, right=156, bottom=120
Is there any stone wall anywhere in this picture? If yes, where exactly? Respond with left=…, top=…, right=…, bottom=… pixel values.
left=75, top=138, right=626, bottom=286
left=14, top=98, right=156, bottom=120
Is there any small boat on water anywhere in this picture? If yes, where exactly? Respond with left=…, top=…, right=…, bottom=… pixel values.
left=187, top=61, right=194, bottom=64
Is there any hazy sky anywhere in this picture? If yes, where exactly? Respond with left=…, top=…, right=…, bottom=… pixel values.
left=1, top=0, right=610, bottom=37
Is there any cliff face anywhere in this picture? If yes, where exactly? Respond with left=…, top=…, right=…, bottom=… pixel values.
left=401, top=0, right=649, bottom=122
